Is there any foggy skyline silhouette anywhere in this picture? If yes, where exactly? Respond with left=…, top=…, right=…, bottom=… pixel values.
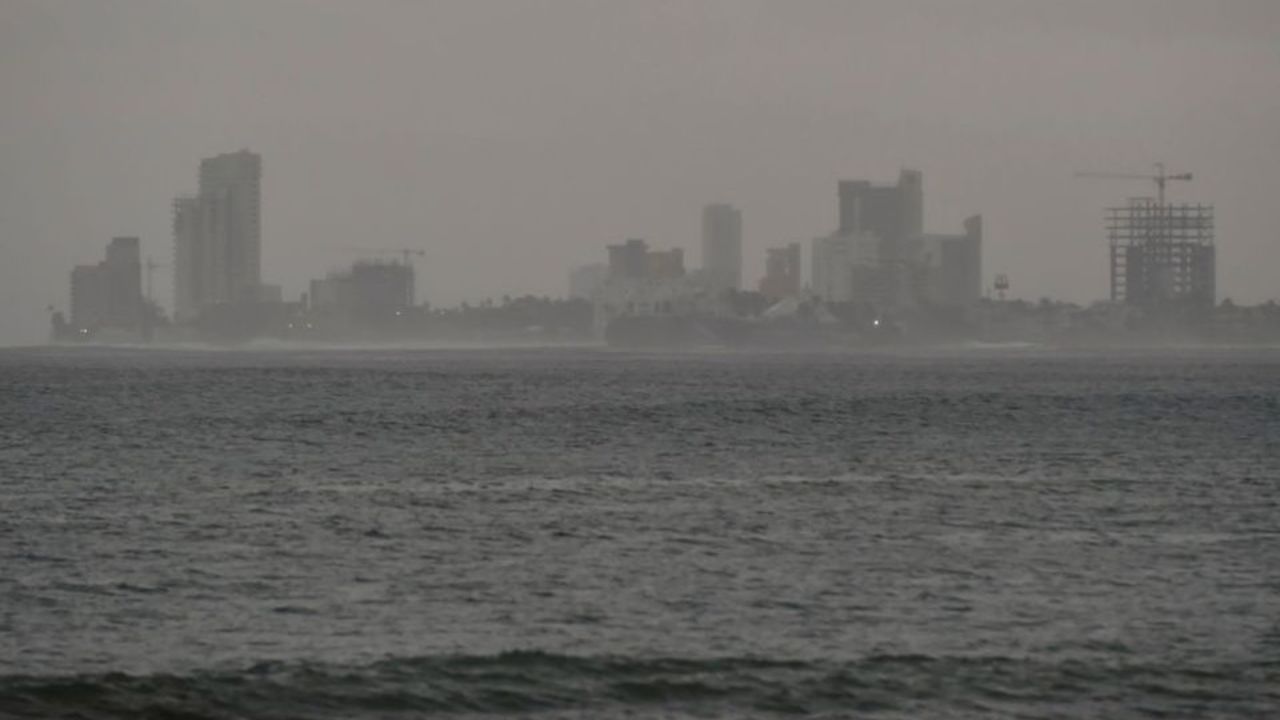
left=3, top=0, right=1278, bottom=345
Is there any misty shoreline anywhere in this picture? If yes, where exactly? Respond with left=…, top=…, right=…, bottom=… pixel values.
left=13, top=338, right=1280, bottom=356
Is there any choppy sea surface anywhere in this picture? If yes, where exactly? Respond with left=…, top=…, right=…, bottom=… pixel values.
left=1, top=346, right=1277, bottom=719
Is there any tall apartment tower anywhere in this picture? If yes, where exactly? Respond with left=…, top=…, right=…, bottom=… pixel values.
left=833, top=169, right=924, bottom=306
left=172, top=197, right=201, bottom=321
left=701, top=203, right=742, bottom=293
left=103, top=236, right=142, bottom=328
left=174, top=150, right=262, bottom=320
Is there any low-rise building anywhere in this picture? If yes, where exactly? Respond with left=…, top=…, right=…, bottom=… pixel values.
left=758, top=242, right=802, bottom=300
left=568, top=263, right=609, bottom=300
left=913, top=215, right=983, bottom=307
left=810, top=231, right=881, bottom=305
left=590, top=238, right=718, bottom=336
left=69, top=236, right=143, bottom=333
left=309, top=260, right=415, bottom=321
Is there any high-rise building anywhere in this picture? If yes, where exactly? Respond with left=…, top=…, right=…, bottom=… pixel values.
left=829, top=170, right=924, bottom=307
left=70, top=264, right=107, bottom=331
left=174, top=150, right=263, bottom=320
left=172, top=197, right=201, bottom=321
left=200, top=150, right=262, bottom=302
left=701, top=203, right=742, bottom=293
left=103, top=236, right=142, bottom=328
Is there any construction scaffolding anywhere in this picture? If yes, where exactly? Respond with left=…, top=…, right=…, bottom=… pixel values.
left=1108, top=198, right=1215, bottom=308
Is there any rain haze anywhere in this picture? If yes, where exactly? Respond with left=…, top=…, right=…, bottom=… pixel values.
left=1, top=0, right=1279, bottom=344
left=4, top=4, right=1280, bottom=720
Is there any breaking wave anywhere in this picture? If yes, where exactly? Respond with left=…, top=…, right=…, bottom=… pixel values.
left=2, top=651, right=1275, bottom=719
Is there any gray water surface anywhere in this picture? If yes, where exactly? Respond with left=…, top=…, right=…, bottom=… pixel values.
left=1, top=347, right=1277, bottom=718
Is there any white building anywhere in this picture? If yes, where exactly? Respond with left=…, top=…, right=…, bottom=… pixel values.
left=568, top=263, right=609, bottom=300
left=810, top=231, right=881, bottom=304
left=590, top=274, right=722, bottom=337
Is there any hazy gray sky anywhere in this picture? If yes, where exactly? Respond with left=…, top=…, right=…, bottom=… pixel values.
left=2, top=0, right=1278, bottom=344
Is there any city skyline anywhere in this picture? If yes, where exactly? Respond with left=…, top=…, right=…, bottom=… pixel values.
left=3, top=1, right=1279, bottom=345
left=28, top=149, right=1253, bottom=345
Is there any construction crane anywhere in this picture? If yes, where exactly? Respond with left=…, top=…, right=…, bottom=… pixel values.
left=1075, top=162, right=1193, bottom=206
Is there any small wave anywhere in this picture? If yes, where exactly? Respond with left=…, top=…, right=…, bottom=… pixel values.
left=1, top=651, right=1275, bottom=719
left=269, top=605, right=320, bottom=615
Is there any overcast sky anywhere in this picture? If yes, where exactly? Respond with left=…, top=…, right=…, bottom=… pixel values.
left=1, top=0, right=1277, bottom=344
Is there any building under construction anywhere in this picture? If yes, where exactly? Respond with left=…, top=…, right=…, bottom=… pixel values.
left=1108, top=198, right=1215, bottom=309
left=1081, top=164, right=1216, bottom=310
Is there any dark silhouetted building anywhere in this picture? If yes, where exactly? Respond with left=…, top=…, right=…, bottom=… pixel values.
left=608, top=239, right=649, bottom=280
left=759, top=243, right=802, bottom=300
left=915, top=215, right=983, bottom=306
left=608, top=239, right=685, bottom=281
left=310, top=260, right=415, bottom=321
left=70, top=264, right=107, bottom=331
left=701, top=203, right=742, bottom=292
left=70, top=236, right=143, bottom=332
left=838, top=170, right=923, bottom=248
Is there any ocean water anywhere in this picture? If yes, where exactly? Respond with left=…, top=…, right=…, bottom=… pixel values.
left=1, top=346, right=1277, bottom=719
